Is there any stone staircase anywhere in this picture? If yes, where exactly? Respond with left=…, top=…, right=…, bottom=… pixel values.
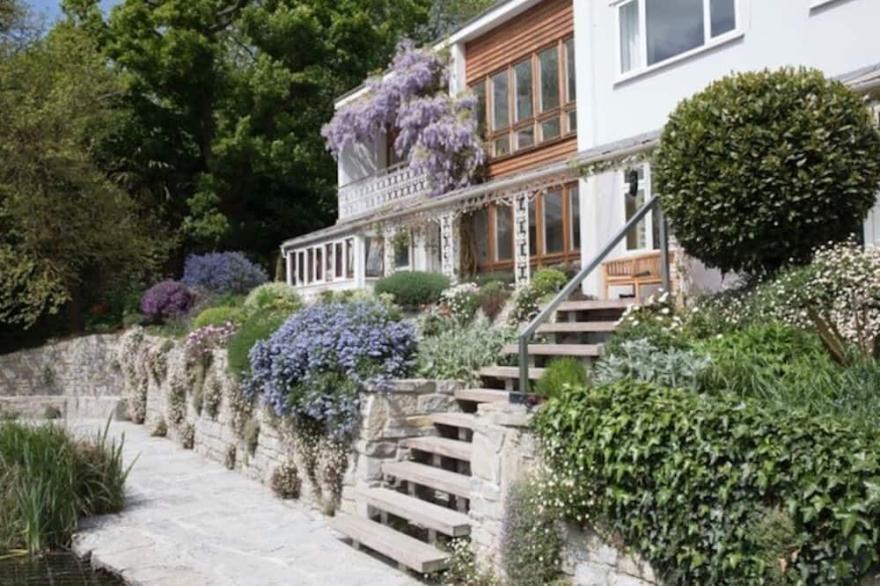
left=330, top=299, right=631, bottom=575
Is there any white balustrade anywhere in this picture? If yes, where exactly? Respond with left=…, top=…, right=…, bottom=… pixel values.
left=338, top=163, right=430, bottom=220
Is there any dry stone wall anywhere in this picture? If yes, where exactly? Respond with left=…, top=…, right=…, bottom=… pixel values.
left=0, top=334, right=124, bottom=419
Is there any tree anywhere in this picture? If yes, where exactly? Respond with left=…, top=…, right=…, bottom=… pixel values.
left=654, top=68, right=880, bottom=277
left=0, top=25, right=166, bottom=329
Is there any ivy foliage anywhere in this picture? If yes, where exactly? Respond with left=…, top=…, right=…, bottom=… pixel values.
left=535, top=381, right=880, bottom=584
left=654, top=68, right=880, bottom=276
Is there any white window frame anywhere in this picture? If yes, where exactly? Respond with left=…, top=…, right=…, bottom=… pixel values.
left=290, top=237, right=358, bottom=287
left=622, top=164, right=655, bottom=252
left=613, top=0, right=743, bottom=83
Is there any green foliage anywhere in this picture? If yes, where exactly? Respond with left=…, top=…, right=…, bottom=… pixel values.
left=374, top=271, right=450, bottom=309
left=476, top=281, right=510, bottom=322
left=243, top=282, right=303, bottom=315
left=500, top=475, right=563, bottom=586
left=507, top=285, right=541, bottom=324
left=535, top=381, right=880, bottom=584
left=530, top=267, right=567, bottom=297
left=226, top=311, right=287, bottom=376
left=654, top=67, right=880, bottom=276
left=596, top=338, right=710, bottom=391
left=417, top=319, right=513, bottom=384
left=193, top=306, right=245, bottom=330
left=605, top=290, right=688, bottom=353
left=534, top=357, right=588, bottom=399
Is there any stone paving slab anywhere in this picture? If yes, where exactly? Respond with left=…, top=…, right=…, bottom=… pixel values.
left=68, top=420, right=419, bottom=586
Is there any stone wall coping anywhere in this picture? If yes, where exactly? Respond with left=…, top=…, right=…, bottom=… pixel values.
left=367, top=379, right=461, bottom=394
left=476, top=401, right=534, bottom=428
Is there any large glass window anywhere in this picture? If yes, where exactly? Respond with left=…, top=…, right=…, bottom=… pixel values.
left=345, top=239, right=354, bottom=279
left=495, top=205, right=514, bottom=261
left=543, top=190, right=564, bottom=254
left=528, top=199, right=537, bottom=256
left=492, top=71, right=509, bottom=131
left=570, top=186, right=581, bottom=251
left=473, top=208, right=490, bottom=266
left=314, top=247, right=323, bottom=281
left=335, top=242, right=344, bottom=279
left=307, top=249, right=314, bottom=283
left=365, top=237, right=384, bottom=278
left=538, top=47, right=559, bottom=112
left=394, top=232, right=411, bottom=269
left=624, top=167, right=659, bottom=251
left=472, top=81, right=487, bottom=138
left=325, top=243, right=334, bottom=281
left=565, top=38, right=576, bottom=102
left=514, top=60, right=533, bottom=121
left=619, top=0, right=738, bottom=74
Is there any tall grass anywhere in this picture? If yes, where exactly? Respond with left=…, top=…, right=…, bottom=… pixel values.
left=0, top=419, right=132, bottom=556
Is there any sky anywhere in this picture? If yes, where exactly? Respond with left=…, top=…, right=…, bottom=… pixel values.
left=25, top=0, right=120, bottom=23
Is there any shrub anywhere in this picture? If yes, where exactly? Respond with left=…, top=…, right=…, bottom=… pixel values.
left=139, top=280, right=193, bottom=322
left=247, top=301, right=416, bottom=437
left=596, top=338, right=710, bottom=391
left=606, top=290, right=687, bottom=352
left=185, top=323, right=237, bottom=359
left=192, top=306, right=245, bottom=329
left=226, top=311, right=288, bottom=376
left=535, top=381, right=880, bottom=584
left=654, top=67, right=880, bottom=276
left=271, top=461, right=301, bottom=500
left=507, top=285, right=541, bottom=325
left=440, top=282, right=480, bottom=324
left=243, top=282, right=303, bottom=315
left=182, top=251, right=268, bottom=295
left=477, top=281, right=510, bottom=322
left=501, top=475, right=564, bottom=586
left=531, top=267, right=567, bottom=297
left=417, top=319, right=513, bottom=384
left=373, top=271, right=449, bottom=309
left=533, top=357, right=588, bottom=399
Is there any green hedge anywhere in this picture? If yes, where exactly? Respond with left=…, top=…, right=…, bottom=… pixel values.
left=535, top=381, right=880, bottom=583
left=374, top=271, right=449, bottom=309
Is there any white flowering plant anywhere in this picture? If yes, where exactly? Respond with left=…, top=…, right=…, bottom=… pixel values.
left=440, top=282, right=480, bottom=325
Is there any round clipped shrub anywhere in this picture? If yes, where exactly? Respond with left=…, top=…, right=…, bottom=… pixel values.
left=226, top=311, right=288, bottom=376
left=243, top=282, right=303, bottom=315
left=654, top=67, right=880, bottom=276
left=140, top=280, right=193, bottom=322
left=531, top=267, right=567, bottom=297
left=373, top=271, right=450, bottom=309
left=182, top=251, right=268, bottom=295
left=192, top=306, right=245, bottom=329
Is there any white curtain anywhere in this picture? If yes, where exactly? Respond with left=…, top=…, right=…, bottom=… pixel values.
left=619, top=1, right=641, bottom=73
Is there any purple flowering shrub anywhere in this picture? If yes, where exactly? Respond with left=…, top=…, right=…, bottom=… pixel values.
left=140, top=281, right=193, bottom=321
left=182, top=251, right=268, bottom=295
left=247, top=300, right=416, bottom=437
left=322, top=40, right=484, bottom=195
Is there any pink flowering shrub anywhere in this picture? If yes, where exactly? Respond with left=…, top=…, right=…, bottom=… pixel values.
left=185, top=322, right=238, bottom=358
left=322, top=41, right=484, bottom=194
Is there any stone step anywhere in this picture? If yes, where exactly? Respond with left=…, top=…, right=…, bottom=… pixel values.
left=557, top=299, right=632, bottom=312
left=454, top=388, right=509, bottom=404
left=330, top=512, right=449, bottom=573
left=402, top=436, right=472, bottom=462
left=537, top=321, right=617, bottom=334
left=479, top=366, right=545, bottom=380
left=358, top=487, right=471, bottom=537
left=429, top=412, right=477, bottom=430
left=383, top=461, right=471, bottom=498
left=502, top=343, right=601, bottom=357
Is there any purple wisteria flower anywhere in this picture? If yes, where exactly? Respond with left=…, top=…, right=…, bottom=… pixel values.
left=140, top=280, right=193, bottom=321
left=246, top=300, right=417, bottom=437
left=182, top=251, right=268, bottom=295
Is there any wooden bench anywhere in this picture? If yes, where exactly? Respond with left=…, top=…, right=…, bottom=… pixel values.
left=602, top=251, right=670, bottom=300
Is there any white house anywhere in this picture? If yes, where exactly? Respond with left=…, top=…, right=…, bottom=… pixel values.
left=281, top=0, right=880, bottom=300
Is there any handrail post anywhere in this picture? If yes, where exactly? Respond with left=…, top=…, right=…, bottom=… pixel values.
left=658, top=206, right=671, bottom=293
left=519, top=336, right=530, bottom=394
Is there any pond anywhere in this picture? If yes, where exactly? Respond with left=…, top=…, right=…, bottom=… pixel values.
left=0, top=552, right=124, bottom=585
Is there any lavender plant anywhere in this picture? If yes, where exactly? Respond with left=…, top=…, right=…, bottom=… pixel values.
left=247, top=300, right=416, bottom=438
left=322, top=40, right=484, bottom=194
left=182, top=251, right=268, bottom=295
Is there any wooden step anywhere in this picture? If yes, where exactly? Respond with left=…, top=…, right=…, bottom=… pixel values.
left=537, top=321, right=617, bottom=334
left=558, top=299, right=632, bottom=312
left=330, top=511, right=449, bottom=573
left=454, top=388, right=508, bottom=404
left=502, top=343, right=601, bottom=357
left=358, top=487, right=471, bottom=537
left=402, top=436, right=472, bottom=461
left=430, top=412, right=477, bottom=430
left=479, top=366, right=545, bottom=380
left=383, top=461, right=471, bottom=498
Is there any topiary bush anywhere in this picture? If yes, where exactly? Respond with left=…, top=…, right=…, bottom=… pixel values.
left=533, top=357, right=588, bottom=399
left=531, top=267, right=567, bottom=297
left=654, top=67, right=880, bottom=276
left=182, top=251, right=268, bottom=295
left=243, top=282, right=303, bottom=315
left=140, top=280, right=193, bottom=322
left=373, top=270, right=449, bottom=309
left=226, top=311, right=288, bottom=376
left=192, top=306, right=245, bottom=329
left=535, top=381, right=880, bottom=584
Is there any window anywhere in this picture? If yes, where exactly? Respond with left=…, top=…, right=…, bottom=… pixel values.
left=528, top=199, right=538, bottom=256
left=394, top=232, right=411, bottom=269
left=335, top=242, right=344, bottom=279
left=345, top=239, right=354, bottom=279
left=495, top=205, right=514, bottom=261
left=476, top=38, right=576, bottom=158
left=570, top=185, right=581, bottom=250
left=307, top=249, right=314, bottom=283
left=473, top=208, right=490, bottom=265
left=365, top=236, right=384, bottom=278
left=618, top=0, right=738, bottom=75
left=325, top=243, right=334, bottom=282
left=314, top=247, right=323, bottom=281
left=623, top=166, right=660, bottom=251
left=543, top=190, right=564, bottom=254
left=297, top=251, right=305, bottom=285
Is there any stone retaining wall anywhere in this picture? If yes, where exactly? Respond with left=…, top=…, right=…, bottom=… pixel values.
left=470, top=402, right=658, bottom=585
left=0, top=334, right=124, bottom=419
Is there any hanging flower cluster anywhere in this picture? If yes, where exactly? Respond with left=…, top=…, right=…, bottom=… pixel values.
left=322, top=40, right=484, bottom=195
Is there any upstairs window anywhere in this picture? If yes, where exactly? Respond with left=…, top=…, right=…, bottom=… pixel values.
left=618, top=0, right=737, bottom=75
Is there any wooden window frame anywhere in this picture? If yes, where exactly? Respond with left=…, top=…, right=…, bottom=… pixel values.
left=473, top=36, right=577, bottom=162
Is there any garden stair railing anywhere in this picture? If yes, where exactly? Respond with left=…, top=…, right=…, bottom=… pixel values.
left=517, top=195, right=670, bottom=395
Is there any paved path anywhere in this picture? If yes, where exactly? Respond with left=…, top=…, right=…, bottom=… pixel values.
left=69, top=420, right=418, bottom=586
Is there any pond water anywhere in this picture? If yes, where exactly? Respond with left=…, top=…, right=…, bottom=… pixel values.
left=0, top=552, right=124, bottom=585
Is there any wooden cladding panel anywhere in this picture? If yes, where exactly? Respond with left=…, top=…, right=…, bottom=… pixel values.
left=465, top=0, right=573, bottom=83
left=486, top=136, right=577, bottom=178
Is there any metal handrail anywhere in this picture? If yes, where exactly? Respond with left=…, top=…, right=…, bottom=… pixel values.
left=517, top=195, right=670, bottom=394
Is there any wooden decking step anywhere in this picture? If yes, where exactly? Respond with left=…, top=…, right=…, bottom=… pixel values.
left=330, top=511, right=449, bottom=573
left=402, top=436, right=472, bottom=461
left=382, top=461, right=471, bottom=498
left=557, top=299, right=632, bottom=312
left=537, top=321, right=617, bottom=333
left=454, top=388, right=508, bottom=404
left=479, top=365, right=545, bottom=380
left=429, top=412, right=477, bottom=430
left=358, top=487, right=471, bottom=537
left=502, top=343, right=602, bottom=357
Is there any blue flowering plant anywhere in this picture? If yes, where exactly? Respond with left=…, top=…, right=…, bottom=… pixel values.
left=247, top=300, right=417, bottom=438
left=182, top=251, right=268, bottom=296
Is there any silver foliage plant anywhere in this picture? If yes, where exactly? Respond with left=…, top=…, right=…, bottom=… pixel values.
left=595, top=338, right=710, bottom=391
